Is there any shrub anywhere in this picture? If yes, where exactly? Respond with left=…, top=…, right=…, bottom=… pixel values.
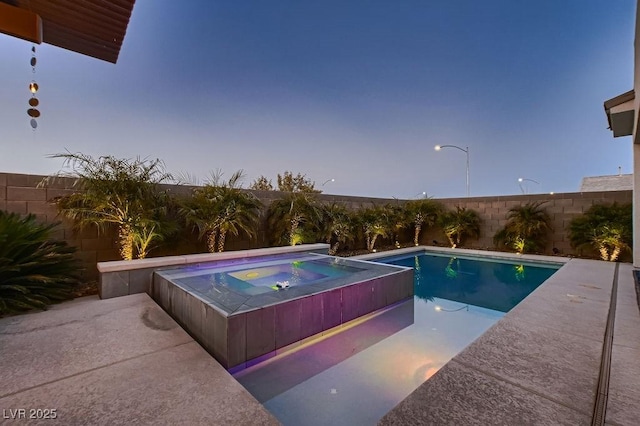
left=0, top=211, right=81, bottom=315
left=568, top=203, right=632, bottom=261
left=494, top=202, right=551, bottom=254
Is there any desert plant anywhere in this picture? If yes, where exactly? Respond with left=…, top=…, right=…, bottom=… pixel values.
left=320, top=203, right=354, bottom=255
left=494, top=201, right=551, bottom=254
left=406, top=199, right=443, bottom=246
left=355, top=205, right=392, bottom=251
left=569, top=203, right=632, bottom=261
left=439, top=206, right=481, bottom=248
left=47, top=152, right=174, bottom=260
left=384, top=202, right=410, bottom=246
left=267, top=192, right=322, bottom=246
left=0, top=211, right=81, bottom=315
left=181, top=171, right=262, bottom=252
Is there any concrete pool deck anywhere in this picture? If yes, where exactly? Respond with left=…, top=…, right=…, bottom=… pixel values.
left=1, top=252, right=639, bottom=425
left=0, top=293, right=278, bottom=425
left=380, top=257, right=640, bottom=425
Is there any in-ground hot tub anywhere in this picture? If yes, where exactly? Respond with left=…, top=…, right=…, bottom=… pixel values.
left=152, top=252, right=413, bottom=370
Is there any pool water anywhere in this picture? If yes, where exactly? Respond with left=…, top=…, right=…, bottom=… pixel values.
left=383, top=252, right=559, bottom=312
left=155, top=253, right=404, bottom=315
left=234, top=251, right=560, bottom=425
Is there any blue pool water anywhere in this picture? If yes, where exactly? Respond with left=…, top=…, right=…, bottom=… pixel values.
left=156, top=253, right=402, bottom=314
left=382, top=252, right=559, bottom=312
left=234, top=250, right=560, bottom=425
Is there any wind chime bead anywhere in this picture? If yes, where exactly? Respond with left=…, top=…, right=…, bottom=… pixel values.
left=29, top=45, right=39, bottom=129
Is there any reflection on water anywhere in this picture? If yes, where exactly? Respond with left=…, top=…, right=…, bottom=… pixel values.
left=235, top=297, right=503, bottom=426
left=388, top=254, right=558, bottom=312
left=234, top=253, right=557, bottom=426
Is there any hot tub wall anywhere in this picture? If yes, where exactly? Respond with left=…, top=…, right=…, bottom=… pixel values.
left=152, top=268, right=414, bottom=369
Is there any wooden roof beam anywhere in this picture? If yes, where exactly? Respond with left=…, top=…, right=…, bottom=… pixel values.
left=0, top=1, right=42, bottom=44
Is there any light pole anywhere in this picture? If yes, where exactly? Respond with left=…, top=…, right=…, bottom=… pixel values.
left=322, top=178, right=335, bottom=186
left=415, top=191, right=427, bottom=199
left=518, top=177, right=540, bottom=194
left=434, top=145, right=470, bottom=197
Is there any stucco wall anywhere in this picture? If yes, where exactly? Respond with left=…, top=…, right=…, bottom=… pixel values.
left=1, top=172, right=632, bottom=281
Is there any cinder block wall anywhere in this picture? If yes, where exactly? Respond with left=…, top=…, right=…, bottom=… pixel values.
left=419, top=192, right=632, bottom=255
left=1, top=172, right=632, bottom=281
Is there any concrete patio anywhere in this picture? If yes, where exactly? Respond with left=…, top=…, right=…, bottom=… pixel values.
left=380, top=259, right=640, bottom=425
left=1, top=256, right=639, bottom=425
left=0, top=293, right=278, bottom=425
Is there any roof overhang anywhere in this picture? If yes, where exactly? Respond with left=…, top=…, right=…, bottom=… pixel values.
left=0, top=0, right=136, bottom=64
left=604, top=89, right=635, bottom=138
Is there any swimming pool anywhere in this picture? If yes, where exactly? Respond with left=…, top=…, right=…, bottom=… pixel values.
left=234, top=249, right=561, bottom=425
left=152, top=252, right=413, bottom=369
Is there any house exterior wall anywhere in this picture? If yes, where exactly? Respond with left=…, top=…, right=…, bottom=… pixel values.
left=1, top=172, right=632, bottom=281
left=634, top=1, right=640, bottom=267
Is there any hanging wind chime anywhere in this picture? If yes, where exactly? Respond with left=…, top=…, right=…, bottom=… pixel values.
left=28, top=45, right=40, bottom=129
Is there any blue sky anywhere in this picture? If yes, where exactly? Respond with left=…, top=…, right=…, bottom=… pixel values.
left=0, top=1, right=636, bottom=198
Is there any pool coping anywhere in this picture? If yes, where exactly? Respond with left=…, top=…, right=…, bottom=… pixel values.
left=354, top=245, right=570, bottom=266
left=96, top=243, right=330, bottom=299
left=374, top=248, right=637, bottom=424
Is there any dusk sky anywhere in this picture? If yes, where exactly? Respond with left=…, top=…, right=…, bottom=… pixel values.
left=0, top=1, right=636, bottom=199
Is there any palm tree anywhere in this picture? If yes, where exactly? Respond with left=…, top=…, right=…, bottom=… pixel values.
left=181, top=171, right=262, bottom=253
left=320, top=203, right=354, bottom=255
left=180, top=185, right=223, bottom=253
left=406, top=199, right=443, bottom=246
left=267, top=192, right=322, bottom=246
left=355, top=205, right=392, bottom=252
left=439, top=206, right=481, bottom=248
left=384, top=202, right=410, bottom=247
left=569, top=203, right=632, bottom=261
left=48, top=152, right=173, bottom=260
left=215, top=188, right=262, bottom=252
left=494, top=201, right=551, bottom=254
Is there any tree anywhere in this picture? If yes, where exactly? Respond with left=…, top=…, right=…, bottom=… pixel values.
left=277, top=171, right=321, bottom=193
left=267, top=192, right=322, bottom=246
left=249, top=176, right=274, bottom=191
left=320, top=203, right=354, bottom=255
left=494, top=202, right=551, bottom=254
left=384, top=202, right=410, bottom=247
left=439, top=207, right=481, bottom=248
left=406, top=199, right=443, bottom=246
left=355, top=205, right=392, bottom=251
left=568, top=203, right=632, bottom=261
left=48, top=152, right=173, bottom=260
left=181, top=171, right=262, bottom=252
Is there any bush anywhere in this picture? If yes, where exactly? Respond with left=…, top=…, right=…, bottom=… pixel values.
left=0, top=211, right=81, bottom=315
left=568, top=203, right=632, bottom=261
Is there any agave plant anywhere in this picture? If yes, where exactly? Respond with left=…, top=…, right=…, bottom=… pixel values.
left=439, top=206, right=481, bottom=248
left=406, top=199, right=443, bottom=246
left=569, top=203, right=632, bottom=261
left=48, top=152, right=174, bottom=260
left=494, top=201, right=551, bottom=254
left=181, top=171, right=262, bottom=253
left=267, top=192, right=322, bottom=246
left=0, top=211, right=81, bottom=315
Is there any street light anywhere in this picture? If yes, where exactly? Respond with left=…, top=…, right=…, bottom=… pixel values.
left=434, top=145, right=470, bottom=197
left=322, top=178, right=335, bottom=186
left=415, top=191, right=427, bottom=199
left=518, top=177, right=540, bottom=194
